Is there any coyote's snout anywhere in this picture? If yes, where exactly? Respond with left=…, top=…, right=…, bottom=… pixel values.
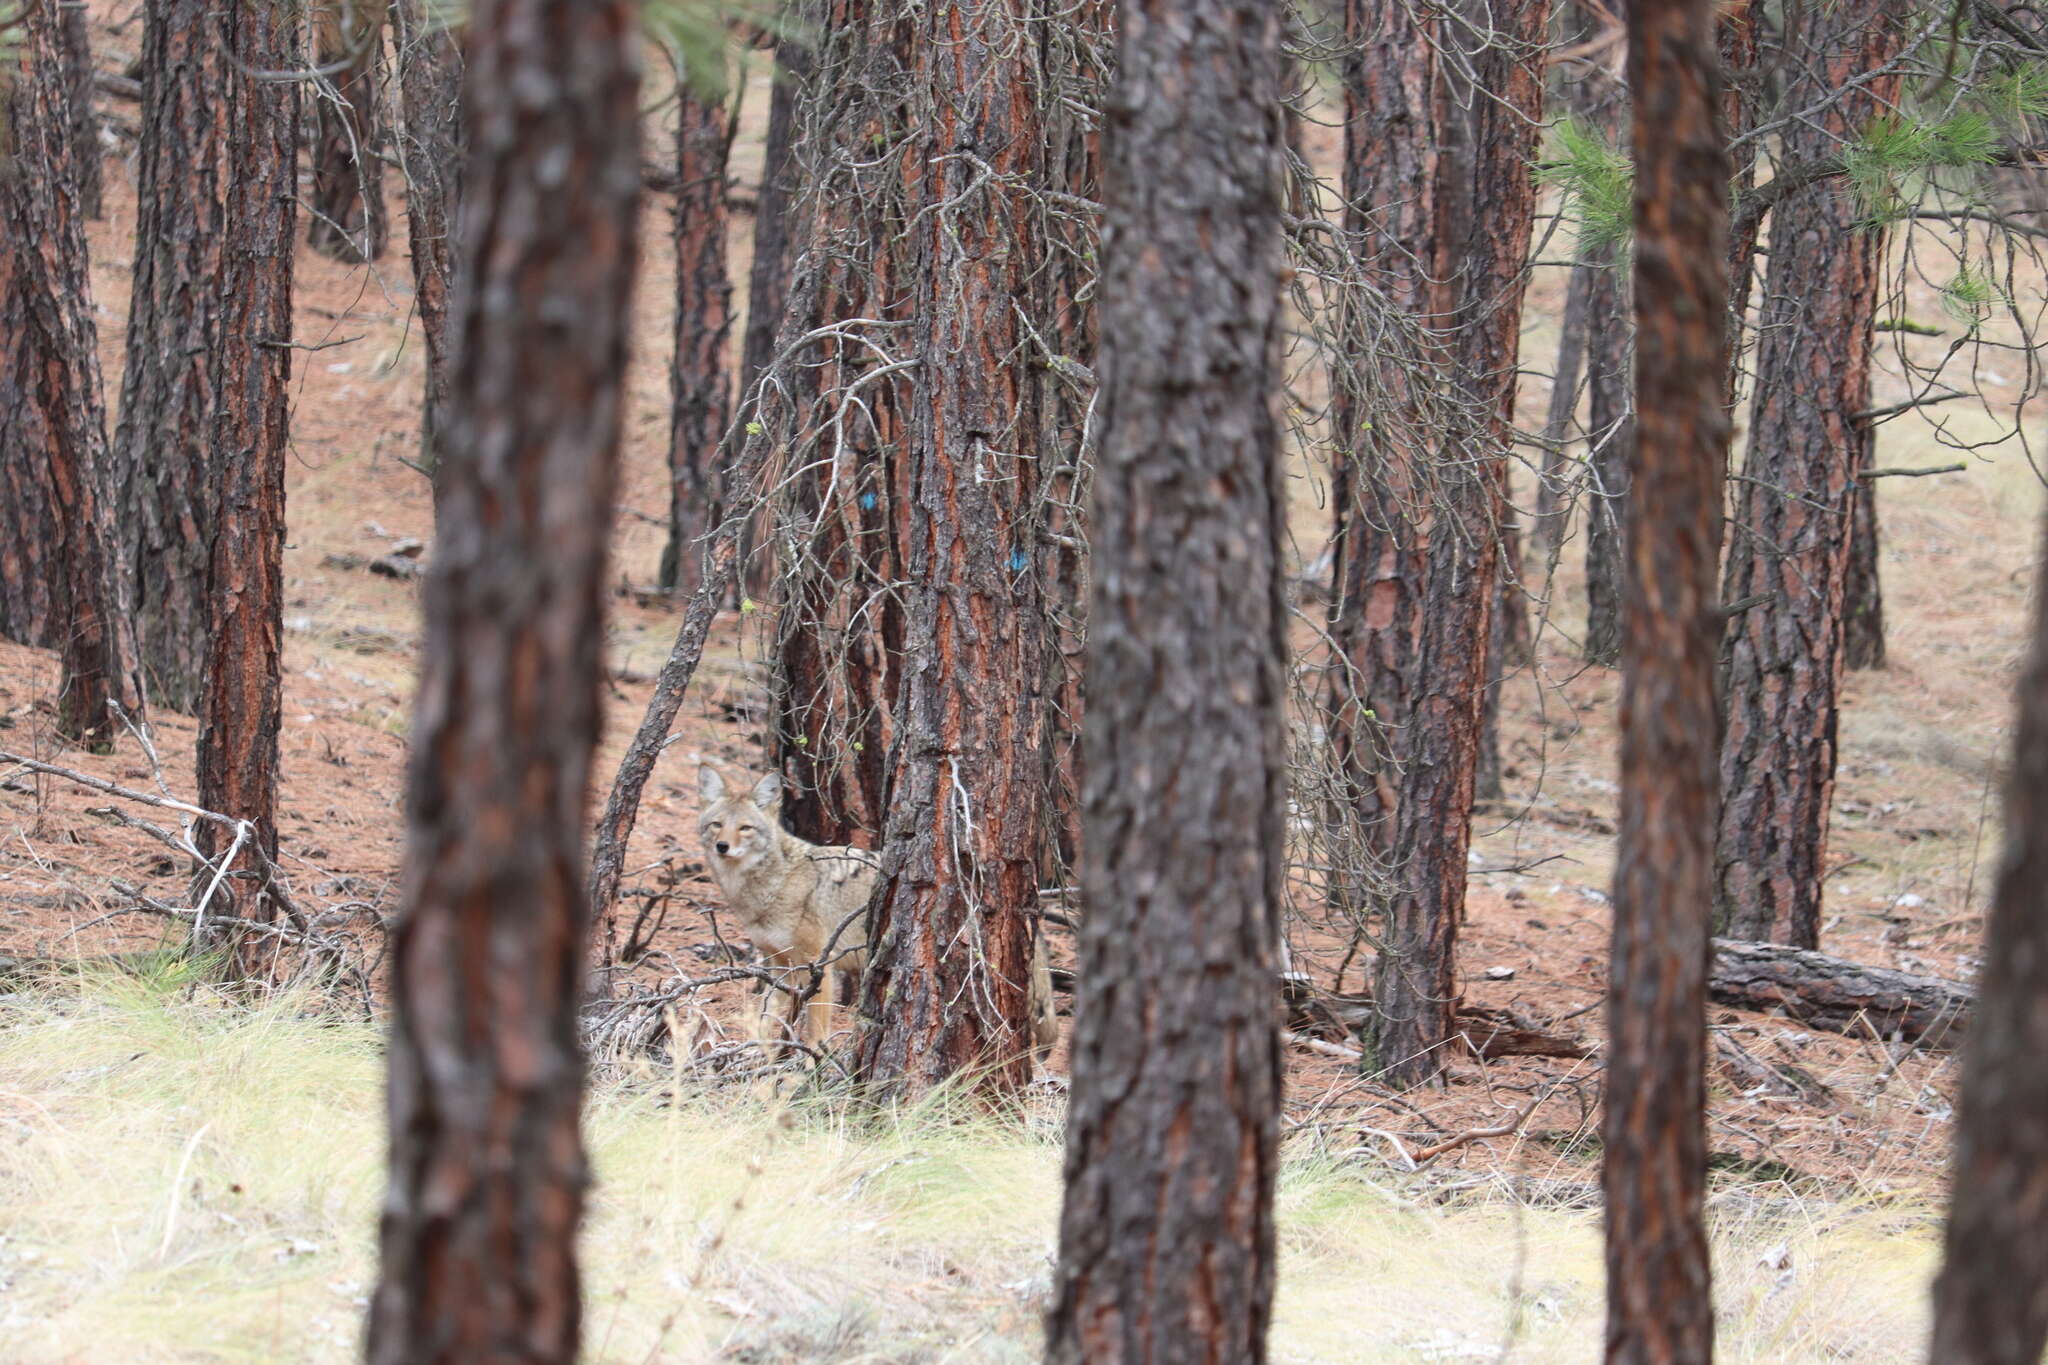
left=697, top=766, right=1058, bottom=1057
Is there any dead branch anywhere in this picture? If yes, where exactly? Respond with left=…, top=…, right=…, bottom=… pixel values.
left=1857, top=462, right=1969, bottom=479
left=1712, top=1029, right=1837, bottom=1108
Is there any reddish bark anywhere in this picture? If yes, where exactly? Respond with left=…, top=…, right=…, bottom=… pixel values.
left=1325, top=0, right=1441, bottom=859
left=1716, top=0, right=1906, bottom=946
left=1603, top=0, right=1729, bottom=1356
left=1033, top=0, right=1108, bottom=882
left=110, top=0, right=224, bottom=714
left=366, top=0, right=641, bottom=1355
left=193, top=0, right=297, bottom=976
left=848, top=0, right=1052, bottom=1098
left=769, top=0, right=912, bottom=849
left=0, top=0, right=129, bottom=747
left=1339, top=0, right=1548, bottom=1087
left=1044, top=0, right=1286, bottom=1354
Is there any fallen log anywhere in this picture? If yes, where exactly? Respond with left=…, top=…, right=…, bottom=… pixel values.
left=1709, top=939, right=1972, bottom=1049
left=1062, top=939, right=1973, bottom=1055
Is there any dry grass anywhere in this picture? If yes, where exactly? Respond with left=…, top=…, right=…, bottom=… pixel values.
left=0, top=974, right=1943, bottom=1364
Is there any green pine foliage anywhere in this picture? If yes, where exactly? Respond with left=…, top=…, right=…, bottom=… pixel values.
left=1843, top=110, right=2000, bottom=218
left=1539, top=116, right=1633, bottom=252
left=1939, top=263, right=2004, bottom=324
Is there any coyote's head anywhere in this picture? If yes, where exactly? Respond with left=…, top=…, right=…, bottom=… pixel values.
left=698, top=766, right=784, bottom=876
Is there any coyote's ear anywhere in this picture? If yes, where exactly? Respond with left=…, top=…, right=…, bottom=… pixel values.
left=751, top=771, right=784, bottom=813
left=698, top=765, right=726, bottom=802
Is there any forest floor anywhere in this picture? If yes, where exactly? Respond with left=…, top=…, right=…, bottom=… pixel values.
left=3, top=5, right=2044, bottom=1360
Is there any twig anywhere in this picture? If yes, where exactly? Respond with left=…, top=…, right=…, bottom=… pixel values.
left=1, top=749, right=223, bottom=826
left=1408, top=1093, right=1547, bottom=1165
left=1858, top=462, right=1968, bottom=480
left=190, top=820, right=252, bottom=945
left=1281, top=1027, right=1363, bottom=1062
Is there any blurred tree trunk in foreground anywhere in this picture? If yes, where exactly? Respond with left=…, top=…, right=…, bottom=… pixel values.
left=366, top=0, right=640, bottom=1356
left=1044, top=0, right=1287, bottom=1358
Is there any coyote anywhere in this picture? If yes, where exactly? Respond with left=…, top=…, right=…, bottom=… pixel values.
left=697, top=766, right=1059, bottom=1056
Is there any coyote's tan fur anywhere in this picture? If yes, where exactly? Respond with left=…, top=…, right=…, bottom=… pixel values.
left=697, top=766, right=1058, bottom=1056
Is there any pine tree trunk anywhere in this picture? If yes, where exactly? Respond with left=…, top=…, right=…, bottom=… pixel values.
left=59, top=0, right=101, bottom=219
left=1534, top=256, right=1594, bottom=554
left=1532, top=2, right=1621, bottom=557
left=392, top=0, right=461, bottom=483
left=1716, top=0, right=1904, bottom=947
left=1928, top=513, right=2048, bottom=1364
left=1358, top=0, right=1547, bottom=1088
left=111, top=0, right=225, bottom=715
left=366, top=0, right=640, bottom=1356
left=738, top=35, right=804, bottom=406
left=1324, top=0, right=1441, bottom=862
left=1577, top=65, right=1633, bottom=669
left=1843, top=476, right=1886, bottom=669
left=769, top=0, right=911, bottom=848
left=193, top=0, right=297, bottom=979
left=1582, top=249, right=1633, bottom=668
left=734, top=35, right=809, bottom=602
left=1044, top=0, right=1286, bottom=1354
left=1476, top=518, right=1530, bottom=803
left=847, top=0, right=1052, bottom=1099
left=1035, top=0, right=1109, bottom=883
left=0, top=0, right=128, bottom=748
left=1603, top=0, right=1727, bottom=1356
left=657, top=82, right=734, bottom=594
left=1720, top=0, right=1762, bottom=407
left=307, top=0, right=390, bottom=264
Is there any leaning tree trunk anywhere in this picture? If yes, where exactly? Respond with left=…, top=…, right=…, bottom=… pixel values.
left=658, top=78, right=735, bottom=595
left=1044, top=0, right=1287, bottom=1355
left=193, top=0, right=297, bottom=979
left=1602, top=0, right=1728, bottom=1356
left=1716, top=0, right=1905, bottom=947
left=847, top=0, right=1053, bottom=1099
left=307, top=0, right=390, bottom=264
left=111, top=0, right=226, bottom=714
left=58, top=0, right=101, bottom=219
left=365, top=0, right=640, bottom=1357
left=1360, top=0, right=1547, bottom=1089
left=1928, top=512, right=2048, bottom=1364
left=391, top=0, right=462, bottom=485
left=0, top=0, right=128, bottom=748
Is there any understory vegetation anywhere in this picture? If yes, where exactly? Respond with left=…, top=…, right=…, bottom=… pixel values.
left=1, top=972, right=1939, bottom=1364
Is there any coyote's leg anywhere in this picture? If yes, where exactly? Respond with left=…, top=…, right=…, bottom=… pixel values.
left=788, top=923, right=832, bottom=1046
